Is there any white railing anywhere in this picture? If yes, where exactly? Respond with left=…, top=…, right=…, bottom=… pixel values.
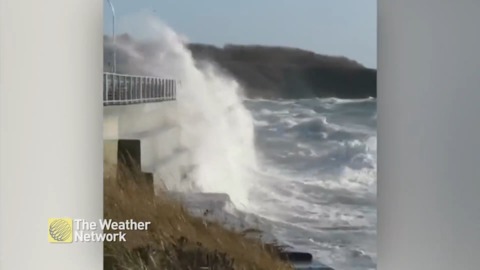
left=103, top=72, right=178, bottom=106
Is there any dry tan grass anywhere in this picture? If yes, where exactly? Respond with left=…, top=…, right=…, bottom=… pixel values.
left=103, top=164, right=293, bottom=270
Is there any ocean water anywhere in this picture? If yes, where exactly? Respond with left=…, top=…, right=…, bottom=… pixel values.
left=245, top=97, right=377, bottom=270
left=109, top=17, right=377, bottom=270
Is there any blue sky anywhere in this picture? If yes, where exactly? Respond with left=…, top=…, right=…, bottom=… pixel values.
left=104, top=0, right=377, bottom=68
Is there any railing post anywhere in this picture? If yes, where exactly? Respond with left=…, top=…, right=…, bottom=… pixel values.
left=160, top=79, right=164, bottom=100
left=121, top=75, right=124, bottom=102
left=153, top=78, right=156, bottom=100
left=166, top=80, right=169, bottom=100
left=113, top=74, right=117, bottom=103
left=140, top=77, right=143, bottom=101
left=124, top=76, right=127, bottom=102
left=148, top=78, right=152, bottom=100
left=134, top=77, right=137, bottom=102
left=152, top=78, right=155, bottom=100
left=137, top=77, right=140, bottom=102
left=129, top=76, right=132, bottom=103
left=158, top=78, right=163, bottom=101
left=134, top=77, right=138, bottom=102
left=128, top=76, right=132, bottom=102
left=151, top=78, right=154, bottom=100
left=117, top=75, right=120, bottom=102
left=117, top=75, right=120, bottom=103
left=174, top=80, right=177, bottom=100
left=155, top=78, right=159, bottom=100
left=165, top=80, right=169, bottom=100
left=125, top=76, right=128, bottom=102
left=145, top=77, right=148, bottom=100
left=146, top=77, right=149, bottom=100
left=145, top=78, right=148, bottom=100
left=104, top=73, right=108, bottom=105
left=165, top=80, right=168, bottom=100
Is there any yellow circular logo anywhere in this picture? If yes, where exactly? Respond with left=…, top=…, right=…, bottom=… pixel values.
left=49, top=219, right=72, bottom=241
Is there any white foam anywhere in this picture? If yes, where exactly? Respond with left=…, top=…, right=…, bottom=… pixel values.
left=111, top=15, right=259, bottom=209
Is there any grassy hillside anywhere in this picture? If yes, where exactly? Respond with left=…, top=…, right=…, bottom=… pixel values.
left=103, top=165, right=293, bottom=270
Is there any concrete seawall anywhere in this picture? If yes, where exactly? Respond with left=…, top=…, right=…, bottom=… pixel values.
left=103, top=101, right=189, bottom=191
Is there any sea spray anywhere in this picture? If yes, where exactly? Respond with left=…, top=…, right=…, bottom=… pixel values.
left=105, top=15, right=258, bottom=209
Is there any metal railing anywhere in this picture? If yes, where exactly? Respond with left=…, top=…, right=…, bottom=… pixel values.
left=103, top=72, right=178, bottom=106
